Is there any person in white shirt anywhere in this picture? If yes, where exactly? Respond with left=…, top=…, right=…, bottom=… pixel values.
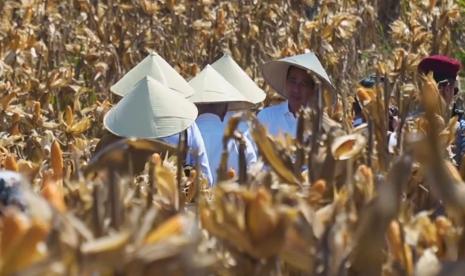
left=258, top=52, right=335, bottom=138
left=99, top=76, right=213, bottom=185
left=188, top=65, right=256, bottom=184
left=211, top=53, right=266, bottom=132
left=160, top=122, right=213, bottom=184
left=102, top=52, right=213, bottom=185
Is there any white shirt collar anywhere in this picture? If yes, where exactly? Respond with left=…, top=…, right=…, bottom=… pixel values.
left=278, top=100, right=295, bottom=118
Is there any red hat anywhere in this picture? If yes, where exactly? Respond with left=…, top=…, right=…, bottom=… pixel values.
left=418, top=55, right=461, bottom=82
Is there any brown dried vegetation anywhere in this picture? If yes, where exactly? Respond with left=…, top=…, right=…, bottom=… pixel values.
left=0, top=0, right=464, bottom=275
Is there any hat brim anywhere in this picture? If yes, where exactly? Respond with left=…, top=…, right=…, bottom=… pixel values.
left=188, top=65, right=255, bottom=110
left=261, top=60, right=335, bottom=98
left=104, top=77, right=198, bottom=139
left=103, top=112, right=196, bottom=139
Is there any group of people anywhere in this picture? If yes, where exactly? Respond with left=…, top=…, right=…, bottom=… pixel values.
left=96, top=50, right=463, bottom=186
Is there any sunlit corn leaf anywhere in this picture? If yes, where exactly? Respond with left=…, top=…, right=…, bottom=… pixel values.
left=250, top=119, right=301, bottom=185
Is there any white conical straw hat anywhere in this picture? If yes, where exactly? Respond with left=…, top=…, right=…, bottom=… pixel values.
left=211, top=53, right=266, bottom=104
left=110, top=52, right=195, bottom=97
left=188, top=65, right=254, bottom=110
left=104, top=76, right=198, bottom=139
left=261, top=52, right=334, bottom=98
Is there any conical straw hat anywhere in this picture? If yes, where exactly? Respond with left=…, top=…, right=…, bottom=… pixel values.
left=104, top=76, right=197, bottom=139
left=111, top=52, right=195, bottom=97
left=211, top=53, right=266, bottom=104
left=188, top=65, right=253, bottom=110
left=261, top=52, right=334, bottom=98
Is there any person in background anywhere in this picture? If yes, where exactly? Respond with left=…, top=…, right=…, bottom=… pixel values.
left=418, top=55, right=462, bottom=165
left=0, top=171, right=28, bottom=211
left=211, top=53, right=266, bottom=131
left=188, top=65, right=256, bottom=184
left=97, top=76, right=213, bottom=185
left=101, top=52, right=213, bottom=184
left=356, top=75, right=399, bottom=153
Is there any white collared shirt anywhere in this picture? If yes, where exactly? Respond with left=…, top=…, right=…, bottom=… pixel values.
left=161, top=123, right=213, bottom=185
left=257, top=100, right=297, bottom=138
left=197, top=113, right=257, bottom=184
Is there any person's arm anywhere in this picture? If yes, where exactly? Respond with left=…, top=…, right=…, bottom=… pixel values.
left=243, top=136, right=258, bottom=166
left=189, top=124, right=214, bottom=186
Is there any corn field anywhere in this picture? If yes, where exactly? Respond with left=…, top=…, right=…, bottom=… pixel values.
left=0, top=0, right=465, bottom=275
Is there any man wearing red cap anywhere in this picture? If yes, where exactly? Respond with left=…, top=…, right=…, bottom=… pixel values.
left=418, top=55, right=461, bottom=107
left=418, top=54, right=463, bottom=164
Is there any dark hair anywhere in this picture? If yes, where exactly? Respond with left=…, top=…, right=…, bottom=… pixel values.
left=287, top=65, right=316, bottom=87
left=359, top=75, right=385, bottom=88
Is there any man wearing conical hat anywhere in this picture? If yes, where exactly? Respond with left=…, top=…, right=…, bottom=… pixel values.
left=211, top=53, right=266, bottom=133
left=258, top=52, right=334, bottom=137
left=110, top=52, right=195, bottom=98
left=102, top=52, right=213, bottom=185
left=98, top=76, right=213, bottom=185
left=188, top=65, right=257, bottom=184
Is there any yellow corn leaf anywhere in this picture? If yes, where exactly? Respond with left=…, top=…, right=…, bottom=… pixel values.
left=155, top=165, right=177, bottom=204
left=64, top=105, right=74, bottom=126
left=250, top=121, right=300, bottom=185
left=246, top=188, right=278, bottom=243
left=420, top=72, right=445, bottom=117
left=66, top=117, right=91, bottom=135
left=145, top=215, right=184, bottom=244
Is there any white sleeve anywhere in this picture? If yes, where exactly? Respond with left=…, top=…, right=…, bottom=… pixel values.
left=188, top=124, right=213, bottom=186
left=226, top=140, right=240, bottom=175
left=225, top=135, right=258, bottom=177
left=244, top=136, right=258, bottom=166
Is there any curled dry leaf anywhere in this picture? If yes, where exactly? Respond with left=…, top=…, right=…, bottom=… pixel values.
left=155, top=162, right=177, bottom=205
left=144, top=214, right=186, bottom=245
left=200, top=185, right=291, bottom=259
left=66, top=117, right=91, bottom=135
left=80, top=231, right=131, bottom=255
left=0, top=92, right=17, bottom=111
left=356, top=86, right=376, bottom=106
left=0, top=0, right=462, bottom=275
left=420, top=72, right=446, bottom=117
left=250, top=120, right=301, bottom=185
left=331, top=133, right=366, bottom=160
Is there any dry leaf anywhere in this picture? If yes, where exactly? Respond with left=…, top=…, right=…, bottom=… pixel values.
left=51, top=140, right=64, bottom=179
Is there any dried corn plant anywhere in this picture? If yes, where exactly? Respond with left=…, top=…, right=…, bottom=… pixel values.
left=0, top=0, right=465, bottom=275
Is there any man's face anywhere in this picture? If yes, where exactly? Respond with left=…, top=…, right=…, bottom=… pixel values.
left=438, top=79, right=457, bottom=106
left=285, top=66, right=315, bottom=114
